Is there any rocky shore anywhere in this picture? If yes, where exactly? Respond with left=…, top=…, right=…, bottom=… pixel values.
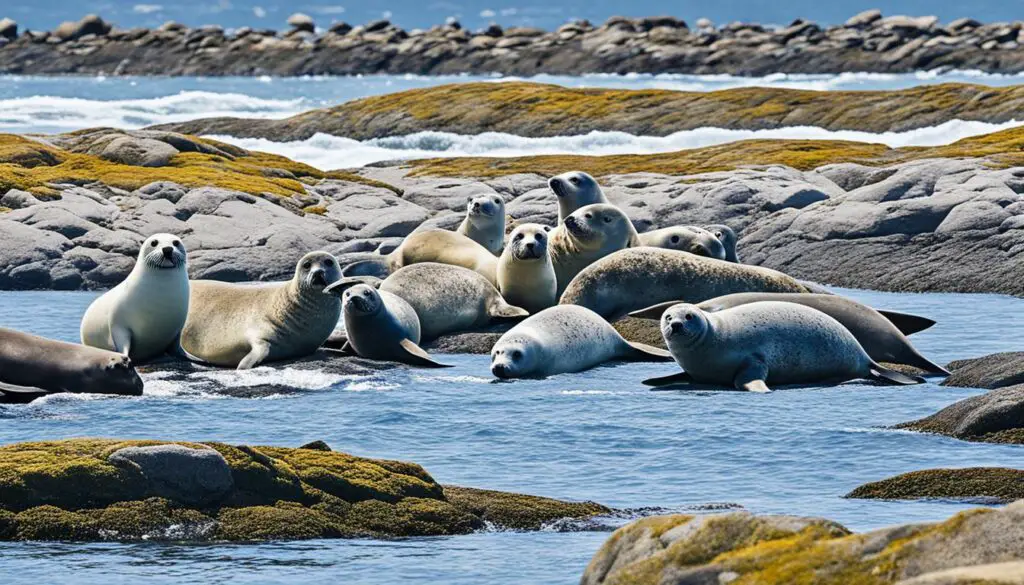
left=4, top=11, right=1024, bottom=76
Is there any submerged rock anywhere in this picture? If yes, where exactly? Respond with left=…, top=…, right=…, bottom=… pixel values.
left=847, top=468, right=1024, bottom=503
left=895, top=385, right=1024, bottom=444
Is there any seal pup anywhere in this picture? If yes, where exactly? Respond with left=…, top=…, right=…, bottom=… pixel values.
left=490, top=305, right=671, bottom=379
left=181, top=251, right=342, bottom=369
left=631, top=293, right=947, bottom=374
left=497, top=223, right=557, bottom=314
left=1, top=327, right=143, bottom=401
left=80, top=233, right=190, bottom=363
left=550, top=203, right=641, bottom=297
left=458, top=194, right=506, bottom=255
left=342, top=230, right=499, bottom=287
left=645, top=302, right=923, bottom=392
left=561, top=247, right=808, bottom=321
left=548, top=171, right=609, bottom=224
left=639, top=226, right=726, bottom=260
left=704, top=224, right=739, bottom=263
left=334, top=283, right=450, bottom=367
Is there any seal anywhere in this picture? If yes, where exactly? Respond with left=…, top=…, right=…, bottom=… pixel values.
left=180, top=251, right=342, bottom=369
left=548, top=171, right=609, bottom=224
left=342, top=230, right=499, bottom=287
left=550, top=203, right=640, bottom=297
left=490, top=305, right=672, bottom=379
left=645, top=301, right=924, bottom=392
left=457, top=194, right=506, bottom=255
left=80, top=233, right=190, bottom=363
left=335, top=283, right=450, bottom=367
left=703, top=224, right=739, bottom=263
left=0, top=327, right=143, bottom=402
left=631, top=293, right=948, bottom=374
left=497, top=223, right=557, bottom=314
left=639, top=226, right=726, bottom=259
left=561, top=247, right=809, bottom=321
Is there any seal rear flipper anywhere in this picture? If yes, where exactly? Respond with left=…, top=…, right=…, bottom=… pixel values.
left=341, top=258, right=391, bottom=279
left=0, top=382, right=50, bottom=403
left=629, top=301, right=684, bottom=320
left=321, top=330, right=350, bottom=351
left=324, top=276, right=383, bottom=297
left=876, top=310, right=936, bottom=336
left=898, top=349, right=951, bottom=376
left=643, top=371, right=694, bottom=388
left=868, top=364, right=925, bottom=386
left=489, top=302, right=530, bottom=321
left=398, top=339, right=453, bottom=368
left=734, top=359, right=771, bottom=393
left=623, top=341, right=674, bottom=362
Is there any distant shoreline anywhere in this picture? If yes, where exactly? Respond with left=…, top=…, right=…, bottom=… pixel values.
left=2, top=11, right=1024, bottom=76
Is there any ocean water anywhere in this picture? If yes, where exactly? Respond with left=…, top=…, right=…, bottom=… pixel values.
left=0, top=287, right=1021, bottom=584
left=3, top=72, right=1023, bottom=168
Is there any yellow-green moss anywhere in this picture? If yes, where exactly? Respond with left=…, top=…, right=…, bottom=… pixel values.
left=0, top=206, right=10, bottom=213
left=846, top=468, right=1024, bottom=502
left=303, top=204, right=327, bottom=214
left=442, top=486, right=610, bottom=530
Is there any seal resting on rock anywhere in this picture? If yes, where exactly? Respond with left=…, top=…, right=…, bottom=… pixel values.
left=181, top=251, right=342, bottom=369
left=631, top=292, right=947, bottom=375
left=458, top=194, right=506, bottom=255
left=497, top=223, right=557, bottom=314
left=645, top=302, right=924, bottom=392
left=0, top=327, right=143, bottom=402
left=704, top=224, right=739, bottom=263
left=548, top=171, right=609, bottom=224
left=80, top=233, right=190, bottom=363
left=639, top=226, right=726, bottom=259
left=342, top=230, right=499, bottom=287
left=560, top=247, right=809, bottom=321
left=550, top=203, right=640, bottom=297
left=490, top=305, right=672, bottom=379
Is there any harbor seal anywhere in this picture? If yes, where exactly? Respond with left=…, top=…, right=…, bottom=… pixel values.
left=0, top=327, right=143, bottom=401
left=631, top=293, right=948, bottom=375
left=490, top=305, right=671, bottom=379
left=645, top=301, right=924, bottom=392
left=550, top=203, right=640, bottom=297
left=342, top=230, right=499, bottom=287
left=497, top=223, right=557, bottom=314
left=181, top=251, right=342, bottom=369
left=639, top=226, right=726, bottom=260
left=548, top=171, right=609, bottom=224
left=335, top=283, right=450, bottom=367
left=704, top=224, right=739, bottom=263
left=457, top=194, right=506, bottom=255
left=559, top=247, right=809, bottom=321
left=80, top=233, right=190, bottom=363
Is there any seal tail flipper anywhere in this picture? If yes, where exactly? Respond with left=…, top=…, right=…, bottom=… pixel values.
left=324, top=276, right=383, bottom=297
left=868, top=364, right=925, bottom=386
left=398, top=339, right=453, bottom=368
left=898, top=350, right=951, bottom=376
left=0, top=382, right=50, bottom=403
left=489, top=302, right=530, bottom=321
left=876, top=310, right=936, bottom=336
left=643, top=371, right=694, bottom=388
left=629, top=301, right=684, bottom=320
left=341, top=258, right=391, bottom=279
left=622, top=341, right=674, bottom=362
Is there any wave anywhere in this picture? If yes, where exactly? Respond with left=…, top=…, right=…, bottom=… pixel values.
left=210, top=119, right=1024, bottom=169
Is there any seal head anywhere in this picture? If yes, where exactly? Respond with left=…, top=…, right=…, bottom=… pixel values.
left=549, top=171, right=610, bottom=224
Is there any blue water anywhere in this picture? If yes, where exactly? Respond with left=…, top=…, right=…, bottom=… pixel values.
left=0, top=287, right=1020, bottom=584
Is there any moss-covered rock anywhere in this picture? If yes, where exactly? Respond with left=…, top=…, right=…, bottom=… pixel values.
left=0, top=438, right=608, bottom=541
left=896, top=381, right=1024, bottom=445
left=847, top=468, right=1024, bottom=502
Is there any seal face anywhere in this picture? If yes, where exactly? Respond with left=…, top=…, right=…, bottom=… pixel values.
left=650, top=302, right=923, bottom=391
left=548, top=171, right=610, bottom=224
left=703, top=224, right=739, bottom=263
left=639, top=226, right=727, bottom=260
left=181, top=251, right=342, bottom=369
left=489, top=305, right=670, bottom=379
left=457, top=194, right=506, bottom=255
left=497, top=223, right=557, bottom=314
left=550, top=203, right=640, bottom=298
left=80, top=233, right=190, bottom=363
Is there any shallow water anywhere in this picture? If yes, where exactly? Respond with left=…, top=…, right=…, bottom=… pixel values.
left=0, top=287, right=1020, bottom=584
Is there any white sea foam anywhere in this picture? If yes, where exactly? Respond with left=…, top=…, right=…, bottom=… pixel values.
left=209, top=118, right=1024, bottom=169
left=190, top=367, right=359, bottom=390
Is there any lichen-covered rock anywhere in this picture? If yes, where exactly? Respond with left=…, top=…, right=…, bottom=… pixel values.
left=847, top=468, right=1024, bottom=502
left=943, top=353, right=1024, bottom=389
left=0, top=438, right=609, bottom=541
left=898, top=562, right=1024, bottom=584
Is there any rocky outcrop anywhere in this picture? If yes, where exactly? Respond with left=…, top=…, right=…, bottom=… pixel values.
left=0, top=438, right=609, bottom=541
left=4, top=13, right=1024, bottom=75
left=942, top=352, right=1024, bottom=389
left=581, top=502, right=1024, bottom=585
left=847, top=468, right=1024, bottom=502
left=156, top=82, right=1024, bottom=141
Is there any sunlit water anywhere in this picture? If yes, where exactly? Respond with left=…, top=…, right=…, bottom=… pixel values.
left=0, top=287, right=1020, bottom=584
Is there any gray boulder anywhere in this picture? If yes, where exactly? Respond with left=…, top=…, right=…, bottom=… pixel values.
left=1, top=189, right=39, bottom=210
left=53, top=14, right=111, bottom=41
left=108, top=444, right=234, bottom=506
left=0, top=18, right=16, bottom=41
left=99, top=136, right=179, bottom=167
left=896, top=383, right=1024, bottom=444
left=287, top=13, right=315, bottom=33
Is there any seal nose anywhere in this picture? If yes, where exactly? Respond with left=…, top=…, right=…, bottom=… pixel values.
left=162, top=246, right=173, bottom=259
left=525, top=241, right=535, bottom=251
left=548, top=178, right=565, bottom=197
left=491, top=363, right=509, bottom=378
left=669, top=320, right=684, bottom=334
left=472, top=201, right=480, bottom=210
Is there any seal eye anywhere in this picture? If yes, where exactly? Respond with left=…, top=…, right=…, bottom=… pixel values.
left=511, top=350, right=522, bottom=360
left=363, top=290, right=371, bottom=298
left=670, top=235, right=680, bottom=244
left=584, top=213, right=593, bottom=219
left=514, top=233, right=524, bottom=241
left=569, top=177, right=580, bottom=185
left=603, top=216, right=612, bottom=223
left=715, top=231, right=723, bottom=238
left=493, top=198, right=501, bottom=205
left=325, top=259, right=334, bottom=267
left=685, top=313, right=694, bottom=321
left=150, top=240, right=158, bottom=247
left=536, top=233, right=544, bottom=241
left=303, top=261, right=312, bottom=270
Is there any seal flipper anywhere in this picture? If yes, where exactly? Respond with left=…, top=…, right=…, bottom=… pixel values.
left=0, top=382, right=50, bottom=403
left=489, top=302, right=530, bottom=322
left=643, top=371, right=694, bottom=388
left=167, top=332, right=211, bottom=365
left=110, top=325, right=132, bottom=357
left=868, top=363, right=925, bottom=386
left=237, top=339, right=271, bottom=370
left=322, top=330, right=350, bottom=350
left=622, top=341, right=674, bottom=362
left=734, top=359, right=771, bottom=393
left=896, top=348, right=951, bottom=376
left=341, top=259, right=390, bottom=279
left=876, top=310, right=936, bottom=336
left=629, top=301, right=684, bottom=320
left=397, top=339, right=453, bottom=368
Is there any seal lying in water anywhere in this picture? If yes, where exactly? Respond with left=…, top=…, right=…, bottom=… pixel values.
left=631, top=293, right=947, bottom=375
left=490, top=305, right=672, bottom=379
left=0, top=327, right=143, bottom=402
left=644, top=302, right=924, bottom=392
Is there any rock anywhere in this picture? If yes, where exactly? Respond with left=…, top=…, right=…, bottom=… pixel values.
left=0, top=17, right=16, bottom=41
left=0, top=189, right=38, bottom=210
left=287, top=13, right=315, bottom=33
left=299, top=440, right=332, bottom=451
left=895, top=384, right=1024, bottom=444
left=108, top=445, right=234, bottom=507
left=98, top=136, right=179, bottom=167
left=364, top=19, right=391, bottom=33
left=695, top=18, right=713, bottom=29
left=328, top=21, right=352, bottom=35
left=53, top=14, right=110, bottom=41
left=846, top=9, right=883, bottom=28
left=134, top=181, right=187, bottom=203
left=948, top=17, right=982, bottom=31
left=899, top=562, right=1024, bottom=585
left=944, top=352, right=1024, bottom=389
left=847, top=468, right=1024, bottom=503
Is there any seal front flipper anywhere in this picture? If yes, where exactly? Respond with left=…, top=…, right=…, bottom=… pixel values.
left=734, top=359, right=771, bottom=393
left=643, top=371, right=694, bottom=388
left=237, top=339, right=271, bottom=370
left=875, top=310, right=936, bottom=336
left=623, top=341, right=674, bottom=362
left=110, top=325, right=132, bottom=357
left=397, top=339, right=453, bottom=368
left=629, top=301, right=684, bottom=320
left=868, top=363, right=925, bottom=386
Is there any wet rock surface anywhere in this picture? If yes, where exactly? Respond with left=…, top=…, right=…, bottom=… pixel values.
left=847, top=468, right=1024, bottom=503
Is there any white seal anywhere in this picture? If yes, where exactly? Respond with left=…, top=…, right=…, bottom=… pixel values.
left=548, top=171, right=610, bottom=224
left=497, top=223, right=557, bottom=314
left=457, top=194, right=506, bottom=255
